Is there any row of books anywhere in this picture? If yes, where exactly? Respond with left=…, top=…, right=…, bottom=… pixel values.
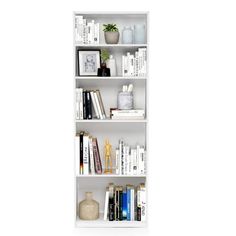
left=122, top=48, right=147, bottom=77
left=104, top=183, right=146, bottom=221
left=115, top=140, right=146, bottom=175
left=75, top=15, right=100, bottom=44
left=110, top=109, right=145, bottom=120
left=75, top=88, right=106, bottom=120
left=75, top=131, right=102, bottom=175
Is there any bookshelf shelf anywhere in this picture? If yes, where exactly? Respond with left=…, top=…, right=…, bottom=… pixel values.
left=77, top=175, right=146, bottom=178
left=76, top=215, right=146, bottom=228
left=75, top=43, right=147, bottom=48
left=75, top=119, right=147, bottom=123
left=75, top=76, right=147, bottom=80
left=74, top=12, right=148, bottom=228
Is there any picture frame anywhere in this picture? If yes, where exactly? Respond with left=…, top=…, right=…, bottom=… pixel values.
left=77, top=49, right=101, bottom=76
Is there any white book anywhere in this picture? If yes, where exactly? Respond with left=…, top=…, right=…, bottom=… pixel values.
left=124, top=55, right=128, bottom=76
left=90, top=91, right=99, bottom=119
left=130, top=149, right=134, bottom=175
left=127, top=52, right=131, bottom=76
left=136, top=145, right=140, bottom=175
left=83, top=134, right=89, bottom=175
left=82, top=19, right=87, bottom=44
left=87, top=22, right=92, bottom=44
left=112, top=109, right=145, bottom=115
left=140, top=185, right=146, bottom=221
left=123, top=146, right=128, bottom=175
left=75, top=15, right=83, bottom=43
left=103, top=188, right=109, bottom=220
left=74, top=135, right=80, bottom=176
left=139, top=147, right=145, bottom=175
left=112, top=116, right=144, bottom=120
left=133, top=149, right=137, bottom=175
left=93, top=92, right=103, bottom=119
left=130, top=187, right=135, bottom=221
left=130, top=54, right=134, bottom=76
left=90, top=20, right=95, bottom=44
left=94, top=23, right=100, bottom=44
left=119, top=140, right=124, bottom=175
left=89, top=137, right=95, bottom=174
left=78, top=88, right=83, bottom=119
left=115, top=149, right=119, bottom=175
left=122, top=55, right=125, bottom=77
left=75, top=89, right=80, bottom=120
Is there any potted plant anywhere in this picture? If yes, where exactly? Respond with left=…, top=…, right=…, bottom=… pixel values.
left=103, top=24, right=119, bottom=44
left=97, top=49, right=111, bottom=76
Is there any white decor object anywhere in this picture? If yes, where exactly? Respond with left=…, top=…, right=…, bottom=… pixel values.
left=106, top=55, right=117, bottom=76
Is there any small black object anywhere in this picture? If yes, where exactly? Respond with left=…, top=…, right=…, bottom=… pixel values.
left=97, top=63, right=111, bottom=77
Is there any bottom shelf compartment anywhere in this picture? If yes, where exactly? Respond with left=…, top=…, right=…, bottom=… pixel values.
left=76, top=214, right=146, bottom=228
left=76, top=177, right=146, bottom=227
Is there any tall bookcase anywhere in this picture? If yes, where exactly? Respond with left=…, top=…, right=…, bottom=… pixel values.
left=74, top=12, right=148, bottom=228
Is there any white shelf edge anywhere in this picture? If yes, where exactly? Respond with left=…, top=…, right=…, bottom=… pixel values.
left=75, top=43, right=147, bottom=47
left=75, top=119, right=147, bottom=123
left=75, top=76, right=146, bottom=80
left=76, top=175, right=146, bottom=178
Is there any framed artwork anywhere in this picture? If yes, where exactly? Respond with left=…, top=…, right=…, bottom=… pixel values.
left=77, top=49, right=101, bottom=76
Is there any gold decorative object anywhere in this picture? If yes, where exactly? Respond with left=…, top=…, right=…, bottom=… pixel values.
left=104, top=139, right=112, bottom=174
left=79, top=192, right=99, bottom=220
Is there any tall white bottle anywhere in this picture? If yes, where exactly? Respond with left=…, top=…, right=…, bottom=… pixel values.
left=107, top=55, right=117, bottom=77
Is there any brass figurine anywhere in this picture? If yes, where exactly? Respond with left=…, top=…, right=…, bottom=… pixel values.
left=104, top=139, right=112, bottom=174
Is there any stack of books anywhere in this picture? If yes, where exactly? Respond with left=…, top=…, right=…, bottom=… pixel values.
left=115, top=140, right=146, bottom=175
left=104, top=183, right=146, bottom=221
left=110, top=109, right=145, bottom=120
left=75, top=88, right=106, bottom=120
left=75, top=131, right=102, bottom=175
left=122, top=48, right=147, bottom=77
left=75, top=15, right=100, bottom=44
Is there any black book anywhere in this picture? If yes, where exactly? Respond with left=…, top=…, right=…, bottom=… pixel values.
left=109, top=183, right=114, bottom=221
left=137, top=207, right=141, bottom=221
left=79, top=132, right=84, bottom=175
left=82, top=91, right=87, bottom=119
left=86, top=91, right=92, bottom=119
left=119, top=188, right=123, bottom=221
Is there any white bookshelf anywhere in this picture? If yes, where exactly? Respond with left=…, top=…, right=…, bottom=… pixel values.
left=74, top=12, right=148, bottom=228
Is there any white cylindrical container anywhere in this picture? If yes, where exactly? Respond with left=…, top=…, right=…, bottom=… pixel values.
left=134, top=24, right=146, bottom=44
left=122, top=26, right=133, bottom=44
left=107, top=55, right=117, bottom=77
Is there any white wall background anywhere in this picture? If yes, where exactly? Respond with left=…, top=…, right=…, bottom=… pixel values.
left=0, top=0, right=235, bottom=235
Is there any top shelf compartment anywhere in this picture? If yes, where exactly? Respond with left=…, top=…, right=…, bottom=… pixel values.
left=74, top=13, right=147, bottom=45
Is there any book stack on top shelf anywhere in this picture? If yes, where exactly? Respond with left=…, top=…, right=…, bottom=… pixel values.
left=74, top=12, right=148, bottom=228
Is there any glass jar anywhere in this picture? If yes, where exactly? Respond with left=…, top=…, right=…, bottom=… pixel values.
left=134, top=24, right=146, bottom=44
left=122, top=26, right=133, bottom=44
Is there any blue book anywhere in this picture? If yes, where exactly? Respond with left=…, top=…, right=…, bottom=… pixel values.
left=127, top=187, right=131, bottom=221
left=122, top=191, right=127, bottom=220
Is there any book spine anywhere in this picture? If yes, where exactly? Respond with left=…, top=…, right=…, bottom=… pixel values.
left=83, top=134, right=89, bottom=175
left=75, top=135, right=80, bottom=176
left=82, top=19, right=86, bottom=44
left=130, top=187, right=135, bottom=221
left=137, top=145, right=140, bottom=175
left=130, top=149, right=134, bottom=175
left=92, top=138, right=102, bottom=174
left=137, top=187, right=141, bottom=221
left=104, top=188, right=109, bottom=220
left=109, top=185, right=114, bottom=221
left=115, top=149, right=119, bottom=175
left=115, top=188, right=119, bottom=220
left=86, top=91, right=92, bottom=119
left=75, top=89, right=80, bottom=120
left=79, top=132, right=83, bottom=174
left=133, top=149, right=137, bottom=175
left=82, top=91, right=87, bottom=119
left=119, top=189, right=123, bottom=221
left=94, top=23, right=99, bottom=44
left=122, top=190, right=127, bottom=220
left=96, top=90, right=106, bottom=119
left=90, top=91, right=99, bottom=118
left=139, top=147, right=145, bottom=175
left=94, top=91, right=102, bottom=119
left=79, top=88, right=83, bottom=119
left=89, top=137, right=95, bottom=174
left=127, top=187, right=131, bottom=221
left=119, top=140, right=124, bottom=175
left=140, top=186, right=146, bottom=221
